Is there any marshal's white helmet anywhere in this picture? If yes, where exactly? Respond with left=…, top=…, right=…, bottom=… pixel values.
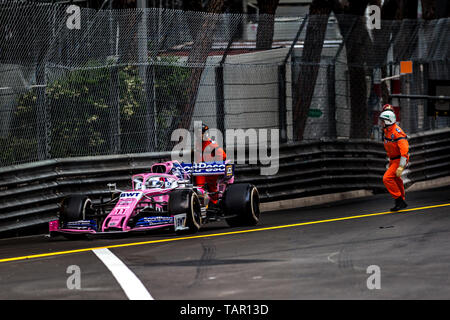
left=379, top=110, right=396, bottom=127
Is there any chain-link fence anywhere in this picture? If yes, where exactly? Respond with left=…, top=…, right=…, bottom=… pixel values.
left=292, top=14, right=450, bottom=142
left=1, top=2, right=449, bottom=167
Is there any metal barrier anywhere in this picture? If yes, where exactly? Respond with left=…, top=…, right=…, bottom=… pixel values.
left=406, top=128, right=450, bottom=184
left=1, top=128, right=449, bottom=237
left=235, top=139, right=387, bottom=201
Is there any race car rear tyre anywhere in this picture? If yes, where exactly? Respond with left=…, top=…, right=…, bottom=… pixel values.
left=61, top=196, right=93, bottom=222
left=169, top=189, right=202, bottom=234
left=223, top=183, right=260, bottom=227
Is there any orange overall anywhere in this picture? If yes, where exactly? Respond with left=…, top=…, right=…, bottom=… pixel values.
left=382, top=124, right=409, bottom=200
left=195, top=139, right=226, bottom=204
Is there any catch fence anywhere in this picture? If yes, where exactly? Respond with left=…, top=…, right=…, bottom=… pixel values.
left=0, top=2, right=449, bottom=167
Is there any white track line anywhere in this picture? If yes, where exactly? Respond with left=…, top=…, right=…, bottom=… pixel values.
left=92, top=248, right=154, bottom=300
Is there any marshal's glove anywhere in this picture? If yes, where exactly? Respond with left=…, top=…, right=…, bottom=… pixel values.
left=396, top=166, right=404, bottom=177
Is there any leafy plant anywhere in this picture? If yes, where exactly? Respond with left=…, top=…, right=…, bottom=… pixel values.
left=2, top=57, right=191, bottom=166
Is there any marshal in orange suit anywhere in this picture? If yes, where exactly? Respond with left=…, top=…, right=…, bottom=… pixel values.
left=195, top=124, right=226, bottom=207
left=379, top=107, right=409, bottom=211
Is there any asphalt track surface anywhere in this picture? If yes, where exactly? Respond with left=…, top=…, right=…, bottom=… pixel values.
left=1, top=185, right=450, bottom=300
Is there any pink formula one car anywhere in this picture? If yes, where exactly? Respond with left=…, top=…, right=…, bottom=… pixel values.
left=49, top=161, right=260, bottom=239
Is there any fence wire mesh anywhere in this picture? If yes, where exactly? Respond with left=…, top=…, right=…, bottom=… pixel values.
left=0, top=2, right=449, bottom=167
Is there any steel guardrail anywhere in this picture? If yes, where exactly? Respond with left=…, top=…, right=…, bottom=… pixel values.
left=1, top=128, right=449, bottom=237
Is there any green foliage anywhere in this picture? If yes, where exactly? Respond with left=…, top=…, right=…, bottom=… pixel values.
left=0, top=136, right=37, bottom=167
left=2, top=57, right=190, bottom=166
left=153, top=57, right=191, bottom=148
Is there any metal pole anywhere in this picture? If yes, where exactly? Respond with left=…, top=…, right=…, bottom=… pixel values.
left=146, top=64, right=157, bottom=151
left=389, top=94, right=450, bottom=100
left=215, top=66, right=225, bottom=137
left=278, top=64, right=287, bottom=143
left=214, top=21, right=242, bottom=145
left=423, top=63, right=431, bottom=130
left=34, top=9, right=50, bottom=160
left=283, top=15, right=308, bottom=65
left=36, top=63, right=49, bottom=160
left=109, top=66, right=120, bottom=154
left=137, top=0, right=155, bottom=151
left=327, top=63, right=337, bottom=139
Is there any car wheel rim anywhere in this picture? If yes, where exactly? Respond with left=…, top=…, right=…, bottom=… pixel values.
left=250, top=187, right=259, bottom=221
left=82, top=198, right=92, bottom=220
left=192, top=193, right=201, bottom=228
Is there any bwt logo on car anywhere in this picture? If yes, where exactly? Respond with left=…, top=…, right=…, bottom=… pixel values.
left=120, top=192, right=141, bottom=198
left=171, top=121, right=279, bottom=175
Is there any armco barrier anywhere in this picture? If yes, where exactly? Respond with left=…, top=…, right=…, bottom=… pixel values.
left=1, top=128, right=449, bottom=237
left=406, top=128, right=450, bottom=184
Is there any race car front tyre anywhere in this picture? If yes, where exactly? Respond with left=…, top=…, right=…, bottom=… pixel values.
left=61, top=196, right=93, bottom=222
left=169, top=189, right=202, bottom=234
left=223, top=183, right=260, bottom=227
left=59, top=196, right=93, bottom=240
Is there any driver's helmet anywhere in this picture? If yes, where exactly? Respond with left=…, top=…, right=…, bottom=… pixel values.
left=160, top=177, right=172, bottom=188
left=170, top=167, right=183, bottom=179
left=146, top=176, right=164, bottom=189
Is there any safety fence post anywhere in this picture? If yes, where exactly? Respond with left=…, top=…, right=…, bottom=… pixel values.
left=278, top=64, right=287, bottom=143
left=109, top=65, right=121, bottom=154
left=422, top=62, right=431, bottom=131
left=145, top=63, right=157, bottom=152
left=327, top=63, right=337, bottom=139
left=35, top=62, right=49, bottom=161
left=215, top=65, right=225, bottom=139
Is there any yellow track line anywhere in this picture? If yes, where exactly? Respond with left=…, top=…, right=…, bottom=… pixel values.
left=1, top=202, right=449, bottom=264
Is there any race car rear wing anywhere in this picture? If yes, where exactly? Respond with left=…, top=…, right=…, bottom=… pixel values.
left=179, top=161, right=234, bottom=177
